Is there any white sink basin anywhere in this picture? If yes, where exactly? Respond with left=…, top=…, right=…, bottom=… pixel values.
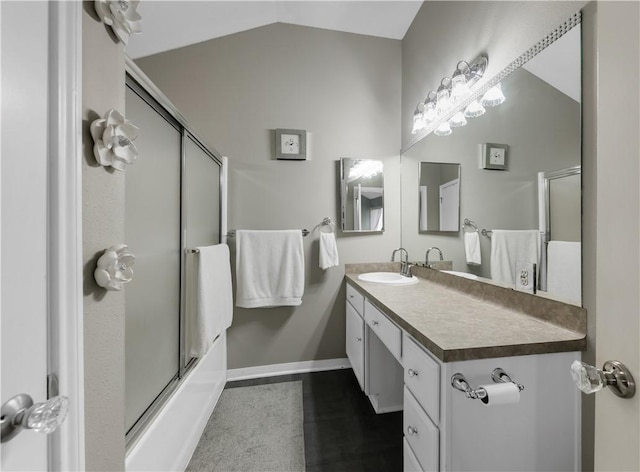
left=357, top=272, right=419, bottom=285
left=441, top=270, right=478, bottom=280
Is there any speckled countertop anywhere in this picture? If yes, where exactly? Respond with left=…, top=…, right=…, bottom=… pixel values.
left=345, top=263, right=586, bottom=362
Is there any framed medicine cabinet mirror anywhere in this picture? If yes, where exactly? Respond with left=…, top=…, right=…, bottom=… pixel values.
left=340, top=158, right=384, bottom=232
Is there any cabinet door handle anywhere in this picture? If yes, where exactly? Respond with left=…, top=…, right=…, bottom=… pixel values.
left=372, top=320, right=379, bottom=326
left=408, top=368, right=419, bottom=377
left=407, top=425, right=418, bottom=436
left=356, top=337, right=362, bottom=342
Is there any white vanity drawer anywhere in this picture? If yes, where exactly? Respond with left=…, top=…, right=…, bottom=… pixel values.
left=403, top=438, right=424, bottom=472
left=404, top=387, right=439, bottom=472
left=346, top=282, right=364, bottom=315
left=364, top=299, right=401, bottom=361
left=403, top=333, right=440, bottom=425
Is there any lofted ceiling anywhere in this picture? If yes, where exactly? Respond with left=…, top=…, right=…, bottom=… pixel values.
left=126, top=1, right=424, bottom=59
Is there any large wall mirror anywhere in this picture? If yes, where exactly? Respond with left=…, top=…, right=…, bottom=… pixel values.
left=341, top=158, right=385, bottom=232
left=401, top=21, right=582, bottom=306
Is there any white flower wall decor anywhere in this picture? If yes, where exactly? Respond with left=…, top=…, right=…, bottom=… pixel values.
left=94, top=244, right=136, bottom=291
left=94, top=0, right=142, bottom=45
left=90, top=109, right=139, bottom=172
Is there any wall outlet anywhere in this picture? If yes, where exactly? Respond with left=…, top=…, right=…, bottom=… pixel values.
left=515, top=261, right=536, bottom=294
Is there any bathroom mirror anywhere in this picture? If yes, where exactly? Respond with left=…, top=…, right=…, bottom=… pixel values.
left=418, top=162, right=461, bottom=232
left=401, top=22, right=582, bottom=306
left=340, top=158, right=384, bottom=232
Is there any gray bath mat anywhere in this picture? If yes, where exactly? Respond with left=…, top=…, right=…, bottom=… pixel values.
left=186, top=381, right=305, bottom=472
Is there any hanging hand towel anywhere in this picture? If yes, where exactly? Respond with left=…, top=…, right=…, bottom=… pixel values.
left=546, top=241, right=581, bottom=305
left=464, top=231, right=482, bottom=266
left=236, top=230, right=305, bottom=308
left=490, top=230, right=540, bottom=286
left=319, top=232, right=339, bottom=270
left=189, top=244, right=233, bottom=358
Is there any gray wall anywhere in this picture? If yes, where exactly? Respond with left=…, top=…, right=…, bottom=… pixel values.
left=401, top=1, right=586, bottom=148
left=81, top=4, right=126, bottom=471
left=136, top=23, right=402, bottom=369
left=401, top=68, right=580, bottom=278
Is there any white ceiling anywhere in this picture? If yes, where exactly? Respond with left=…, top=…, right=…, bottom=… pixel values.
left=126, top=1, right=424, bottom=59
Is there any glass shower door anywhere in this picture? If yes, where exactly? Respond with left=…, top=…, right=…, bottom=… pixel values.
left=124, top=85, right=182, bottom=433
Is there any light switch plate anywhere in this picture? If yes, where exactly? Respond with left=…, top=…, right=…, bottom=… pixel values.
left=515, top=261, right=536, bottom=294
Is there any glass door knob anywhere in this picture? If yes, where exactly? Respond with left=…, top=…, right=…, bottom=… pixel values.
left=571, top=360, right=635, bottom=399
left=1, top=394, right=69, bottom=443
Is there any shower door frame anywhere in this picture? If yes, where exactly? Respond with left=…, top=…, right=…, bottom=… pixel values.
left=124, top=58, right=225, bottom=449
left=537, top=165, right=582, bottom=292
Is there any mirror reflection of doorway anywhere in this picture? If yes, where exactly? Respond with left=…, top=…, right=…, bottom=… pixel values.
left=353, top=185, right=383, bottom=230
left=439, top=178, right=460, bottom=231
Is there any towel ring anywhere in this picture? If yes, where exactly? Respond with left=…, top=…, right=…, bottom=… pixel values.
left=314, top=217, right=336, bottom=234
left=463, top=218, right=479, bottom=233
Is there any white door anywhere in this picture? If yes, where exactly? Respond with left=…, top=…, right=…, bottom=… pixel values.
left=591, top=2, right=639, bottom=470
left=1, top=1, right=51, bottom=469
left=1, top=2, right=82, bottom=470
left=439, top=178, right=459, bottom=231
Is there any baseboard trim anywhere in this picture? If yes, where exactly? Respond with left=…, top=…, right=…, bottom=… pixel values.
left=227, top=358, right=351, bottom=382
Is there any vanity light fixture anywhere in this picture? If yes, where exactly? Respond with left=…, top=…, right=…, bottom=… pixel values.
left=481, top=83, right=506, bottom=107
left=410, top=55, right=490, bottom=137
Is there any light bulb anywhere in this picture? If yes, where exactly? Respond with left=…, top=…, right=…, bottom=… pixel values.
left=464, top=100, right=486, bottom=118
left=480, top=82, right=506, bottom=107
left=423, top=100, right=436, bottom=123
left=436, top=86, right=451, bottom=116
left=434, top=121, right=452, bottom=136
left=451, top=61, right=470, bottom=101
left=449, top=111, right=467, bottom=128
left=411, top=111, right=423, bottom=135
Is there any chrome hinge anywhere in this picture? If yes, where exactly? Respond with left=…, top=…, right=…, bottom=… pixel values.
left=47, top=374, right=59, bottom=399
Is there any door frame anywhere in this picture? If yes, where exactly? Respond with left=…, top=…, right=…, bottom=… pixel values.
left=47, top=2, right=85, bottom=470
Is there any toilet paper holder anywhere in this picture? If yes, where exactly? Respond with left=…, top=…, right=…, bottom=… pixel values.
left=451, top=368, right=525, bottom=400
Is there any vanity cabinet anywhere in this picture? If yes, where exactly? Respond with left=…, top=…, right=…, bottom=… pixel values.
left=345, top=280, right=581, bottom=472
left=345, top=299, right=365, bottom=391
left=346, top=282, right=403, bottom=413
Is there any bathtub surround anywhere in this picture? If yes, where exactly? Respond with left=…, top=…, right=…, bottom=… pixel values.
left=136, top=23, right=402, bottom=370
left=186, top=381, right=305, bottom=472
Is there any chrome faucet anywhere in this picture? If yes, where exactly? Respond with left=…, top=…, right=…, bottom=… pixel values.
left=391, top=248, right=411, bottom=277
left=425, top=247, right=443, bottom=268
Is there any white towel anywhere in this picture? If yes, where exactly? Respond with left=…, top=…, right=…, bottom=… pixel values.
left=189, top=244, right=233, bottom=358
left=547, top=241, right=581, bottom=304
left=464, top=231, right=482, bottom=266
left=319, top=232, right=339, bottom=269
left=236, top=230, right=305, bottom=308
left=490, top=230, right=540, bottom=286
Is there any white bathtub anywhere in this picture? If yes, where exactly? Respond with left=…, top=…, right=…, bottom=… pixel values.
left=126, top=333, right=227, bottom=472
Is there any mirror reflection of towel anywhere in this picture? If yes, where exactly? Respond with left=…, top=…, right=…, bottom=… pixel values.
left=464, top=232, right=481, bottom=266
left=490, top=230, right=540, bottom=286
left=547, top=241, right=581, bottom=304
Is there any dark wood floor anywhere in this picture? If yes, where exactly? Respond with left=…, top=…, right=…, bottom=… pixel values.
left=227, top=368, right=403, bottom=472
